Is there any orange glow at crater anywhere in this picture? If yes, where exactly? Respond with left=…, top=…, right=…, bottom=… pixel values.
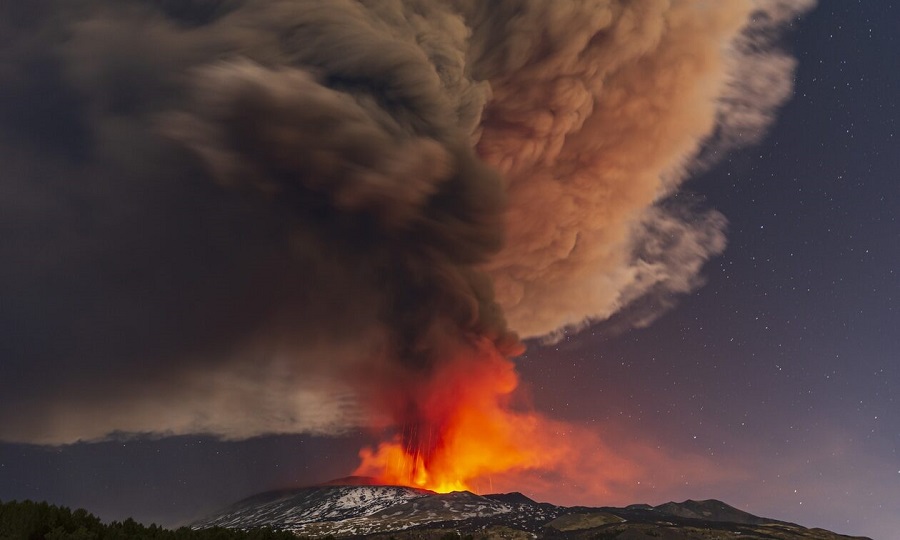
left=353, top=339, right=567, bottom=493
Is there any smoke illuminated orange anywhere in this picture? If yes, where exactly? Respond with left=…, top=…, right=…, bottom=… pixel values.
left=353, top=339, right=566, bottom=493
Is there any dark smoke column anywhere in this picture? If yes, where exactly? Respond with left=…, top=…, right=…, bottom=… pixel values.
left=162, top=4, right=529, bottom=455
left=0, top=0, right=814, bottom=461
left=0, top=0, right=520, bottom=444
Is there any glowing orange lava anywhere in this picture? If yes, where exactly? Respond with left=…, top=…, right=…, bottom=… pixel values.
left=354, top=339, right=566, bottom=493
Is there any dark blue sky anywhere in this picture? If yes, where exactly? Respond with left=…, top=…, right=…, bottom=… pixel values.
left=1, top=2, right=897, bottom=539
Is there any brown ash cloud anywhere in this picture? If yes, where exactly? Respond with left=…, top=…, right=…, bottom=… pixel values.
left=0, top=0, right=812, bottom=444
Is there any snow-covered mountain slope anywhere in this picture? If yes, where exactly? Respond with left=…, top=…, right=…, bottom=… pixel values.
left=193, top=483, right=872, bottom=539
left=194, top=485, right=433, bottom=533
left=193, top=483, right=562, bottom=536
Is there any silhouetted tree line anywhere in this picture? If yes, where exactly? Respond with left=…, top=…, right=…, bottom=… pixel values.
left=0, top=500, right=297, bottom=540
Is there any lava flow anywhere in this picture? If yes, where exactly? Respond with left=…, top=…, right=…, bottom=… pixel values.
left=353, top=339, right=565, bottom=493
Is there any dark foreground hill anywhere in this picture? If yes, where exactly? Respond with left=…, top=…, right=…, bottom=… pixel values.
left=193, top=481, right=871, bottom=540
left=0, top=499, right=295, bottom=540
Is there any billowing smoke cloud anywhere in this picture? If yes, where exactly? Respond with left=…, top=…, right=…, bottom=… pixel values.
left=0, top=0, right=812, bottom=444
left=473, top=0, right=814, bottom=337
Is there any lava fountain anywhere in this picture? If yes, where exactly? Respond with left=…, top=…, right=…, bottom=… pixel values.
left=354, top=338, right=565, bottom=493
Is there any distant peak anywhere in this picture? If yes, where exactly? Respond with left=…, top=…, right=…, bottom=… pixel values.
left=653, top=499, right=774, bottom=526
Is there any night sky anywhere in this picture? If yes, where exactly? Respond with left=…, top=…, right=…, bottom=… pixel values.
left=1, top=2, right=898, bottom=540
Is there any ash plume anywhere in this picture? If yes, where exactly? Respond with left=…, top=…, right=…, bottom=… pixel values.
left=0, top=0, right=812, bottom=444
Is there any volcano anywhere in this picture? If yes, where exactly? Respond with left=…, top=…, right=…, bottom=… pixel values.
left=192, top=479, right=870, bottom=539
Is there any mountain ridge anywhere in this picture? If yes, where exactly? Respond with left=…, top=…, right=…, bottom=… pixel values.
left=193, top=481, right=871, bottom=539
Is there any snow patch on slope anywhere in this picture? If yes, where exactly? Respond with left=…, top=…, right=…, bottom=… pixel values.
left=193, top=485, right=559, bottom=536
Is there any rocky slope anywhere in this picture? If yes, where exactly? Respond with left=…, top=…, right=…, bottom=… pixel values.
left=193, top=480, right=871, bottom=540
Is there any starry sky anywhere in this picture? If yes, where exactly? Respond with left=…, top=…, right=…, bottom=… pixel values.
left=1, top=2, right=897, bottom=539
left=519, top=1, right=900, bottom=535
